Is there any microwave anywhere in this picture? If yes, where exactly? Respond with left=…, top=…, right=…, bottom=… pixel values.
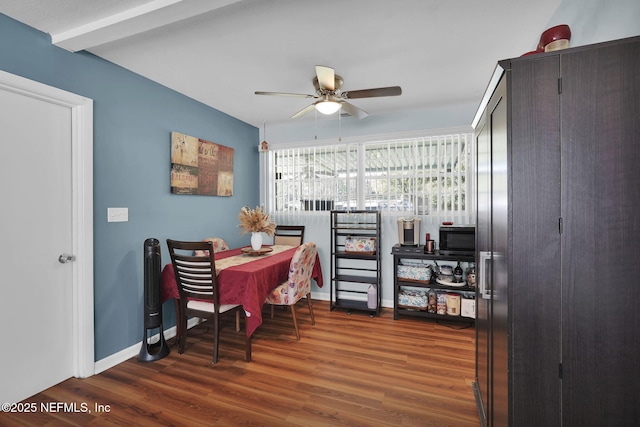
left=439, top=226, right=475, bottom=255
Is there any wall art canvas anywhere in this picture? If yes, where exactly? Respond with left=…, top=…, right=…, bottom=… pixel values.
left=170, top=131, right=234, bottom=196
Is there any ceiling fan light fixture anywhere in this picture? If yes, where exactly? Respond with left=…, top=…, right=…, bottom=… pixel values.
left=256, top=65, right=400, bottom=119
left=315, top=100, right=342, bottom=115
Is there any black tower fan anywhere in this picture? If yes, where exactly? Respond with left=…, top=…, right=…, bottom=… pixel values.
left=138, top=238, right=170, bottom=362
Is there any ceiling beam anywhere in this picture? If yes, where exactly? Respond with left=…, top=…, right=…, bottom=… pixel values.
left=51, top=0, right=243, bottom=52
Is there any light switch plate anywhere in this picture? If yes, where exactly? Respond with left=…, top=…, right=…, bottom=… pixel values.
left=107, top=207, right=128, bottom=222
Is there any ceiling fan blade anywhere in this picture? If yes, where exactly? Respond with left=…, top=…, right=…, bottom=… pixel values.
left=340, top=101, right=369, bottom=120
left=291, top=103, right=317, bottom=119
left=344, top=86, right=402, bottom=99
left=255, top=91, right=316, bottom=98
left=315, top=65, right=335, bottom=91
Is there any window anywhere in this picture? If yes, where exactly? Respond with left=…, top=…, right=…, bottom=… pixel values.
left=266, top=132, right=474, bottom=223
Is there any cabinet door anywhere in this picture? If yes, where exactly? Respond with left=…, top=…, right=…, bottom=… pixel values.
left=489, top=76, right=509, bottom=427
left=476, top=73, right=510, bottom=427
left=560, top=37, right=640, bottom=426
left=509, top=55, right=562, bottom=426
left=475, top=101, right=491, bottom=427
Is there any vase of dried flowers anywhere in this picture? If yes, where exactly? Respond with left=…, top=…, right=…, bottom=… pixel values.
left=238, top=205, right=276, bottom=250
left=250, top=232, right=262, bottom=250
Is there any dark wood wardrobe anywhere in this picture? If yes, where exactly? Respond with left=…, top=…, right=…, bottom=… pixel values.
left=473, top=35, right=640, bottom=427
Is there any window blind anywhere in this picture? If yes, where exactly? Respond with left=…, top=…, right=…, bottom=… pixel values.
left=266, top=132, right=474, bottom=224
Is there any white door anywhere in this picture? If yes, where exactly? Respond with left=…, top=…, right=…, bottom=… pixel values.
left=0, top=78, right=88, bottom=403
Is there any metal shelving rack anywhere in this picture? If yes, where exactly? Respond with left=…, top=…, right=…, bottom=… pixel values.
left=330, top=210, right=381, bottom=317
left=392, top=245, right=475, bottom=323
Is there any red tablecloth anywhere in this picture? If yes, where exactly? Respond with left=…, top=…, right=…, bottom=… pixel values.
left=161, top=246, right=323, bottom=336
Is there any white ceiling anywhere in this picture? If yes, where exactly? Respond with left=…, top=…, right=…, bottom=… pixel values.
left=1, top=0, right=562, bottom=128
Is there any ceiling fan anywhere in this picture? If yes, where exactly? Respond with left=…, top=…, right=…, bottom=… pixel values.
left=255, top=65, right=402, bottom=119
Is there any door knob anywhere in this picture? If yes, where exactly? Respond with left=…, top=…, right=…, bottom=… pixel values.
left=58, top=253, right=77, bottom=264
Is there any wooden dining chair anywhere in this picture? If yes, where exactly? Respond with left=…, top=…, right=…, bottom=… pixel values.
left=167, top=239, right=251, bottom=364
left=265, top=242, right=317, bottom=340
left=273, top=225, right=305, bottom=246
left=179, top=238, right=232, bottom=330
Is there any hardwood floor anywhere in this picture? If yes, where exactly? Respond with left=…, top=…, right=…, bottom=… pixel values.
left=2, top=301, right=479, bottom=426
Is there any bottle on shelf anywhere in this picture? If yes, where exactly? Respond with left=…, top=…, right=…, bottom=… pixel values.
left=466, top=263, right=476, bottom=288
left=367, top=284, right=377, bottom=310
left=429, top=261, right=440, bottom=284
left=454, top=261, right=463, bottom=283
left=427, top=290, right=437, bottom=313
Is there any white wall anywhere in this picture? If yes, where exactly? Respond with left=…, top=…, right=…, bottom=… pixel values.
left=264, top=101, right=477, bottom=145
left=544, top=0, right=640, bottom=47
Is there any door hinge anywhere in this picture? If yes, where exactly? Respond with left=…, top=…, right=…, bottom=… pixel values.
left=559, top=363, right=563, bottom=379
left=559, top=217, right=563, bottom=234
left=558, top=78, right=562, bottom=94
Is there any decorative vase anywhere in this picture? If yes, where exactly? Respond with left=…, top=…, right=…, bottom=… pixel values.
left=251, top=232, right=262, bottom=250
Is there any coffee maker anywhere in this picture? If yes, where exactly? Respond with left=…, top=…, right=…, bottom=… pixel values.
left=397, top=217, right=421, bottom=245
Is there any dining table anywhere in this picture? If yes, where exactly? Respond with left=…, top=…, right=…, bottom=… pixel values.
left=161, top=244, right=323, bottom=337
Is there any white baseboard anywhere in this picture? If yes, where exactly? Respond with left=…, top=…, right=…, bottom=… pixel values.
left=93, top=317, right=200, bottom=374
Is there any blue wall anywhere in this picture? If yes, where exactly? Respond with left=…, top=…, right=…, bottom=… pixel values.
left=0, top=14, right=259, bottom=361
